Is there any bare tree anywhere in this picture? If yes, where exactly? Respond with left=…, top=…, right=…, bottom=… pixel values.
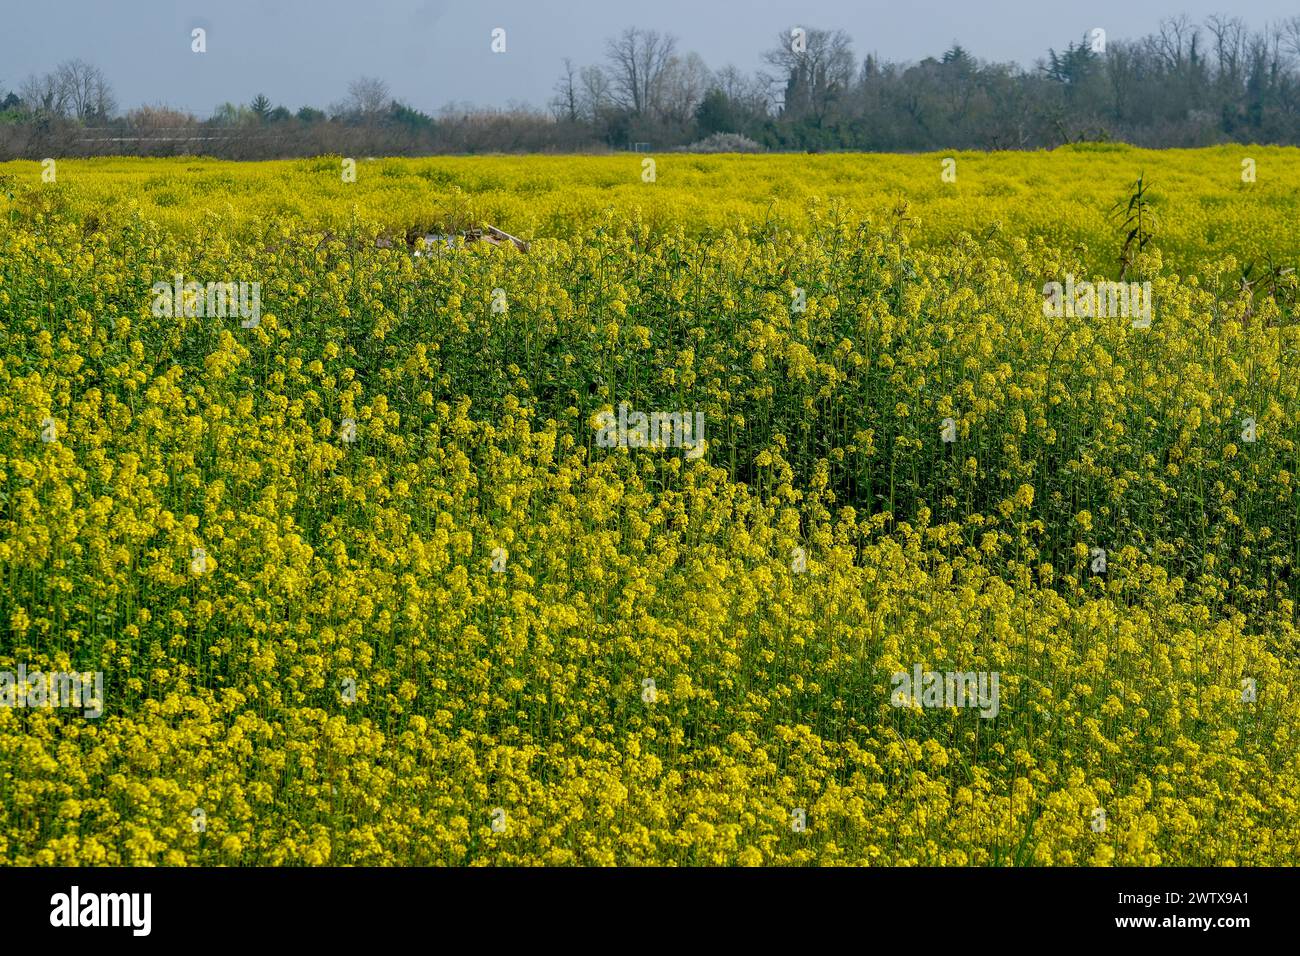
left=551, top=58, right=580, bottom=122
left=1104, top=40, right=1140, bottom=121
left=713, top=64, right=772, bottom=115
left=54, top=59, right=116, bottom=121
left=20, top=72, right=68, bottom=117
left=1153, top=15, right=1197, bottom=72
left=1207, top=14, right=1248, bottom=91
left=346, top=76, right=391, bottom=118
left=659, top=52, right=712, bottom=126
left=579, top=64, right=614, bottom=120
left=604, top=27, right=678, bottom=117
left=91, top=70, right=116, bottom=119
left=1281, top=16, right=1300, bottom=64
left=763, top=27, right=855, bottom=123
left=1245, top=22, right=1286, bottom=98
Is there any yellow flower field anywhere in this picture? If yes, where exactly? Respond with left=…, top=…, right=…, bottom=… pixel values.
left=5, top=145, right=1300, bottom=272
left=1, top=151, right=1298, bottom=865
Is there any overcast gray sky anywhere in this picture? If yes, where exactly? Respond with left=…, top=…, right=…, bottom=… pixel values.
left=1, top=1, right=1295, bottom=116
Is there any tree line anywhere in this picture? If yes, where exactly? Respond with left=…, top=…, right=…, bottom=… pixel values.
left=3, top=14, right=1300, bottom=159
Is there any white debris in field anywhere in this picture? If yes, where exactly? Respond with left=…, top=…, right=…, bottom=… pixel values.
left=412, top=226, right=528, bottom=256
left=415, top=234, right=459, bottom=256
